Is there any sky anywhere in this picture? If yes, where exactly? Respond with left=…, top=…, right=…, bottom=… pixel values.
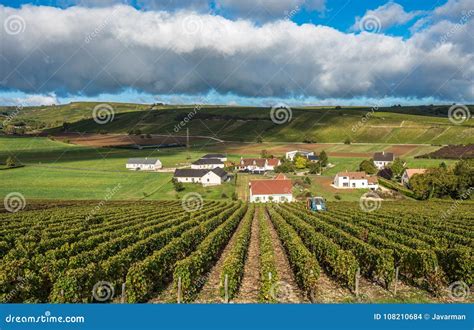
left=0, top=0, right=473, bottom=106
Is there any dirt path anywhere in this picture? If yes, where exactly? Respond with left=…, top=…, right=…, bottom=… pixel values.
left=264, top=210, right=306, bottom=303
left=312, top=270, right=353, bottom=303
left=149, top=282, right=176, bottom=303
left=194, top=210, right=252, bottom=303
left=233, top=209, right=261, bottom=303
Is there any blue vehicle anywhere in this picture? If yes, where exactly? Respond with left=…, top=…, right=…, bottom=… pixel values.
left=306, top=197, right=327, bottom=211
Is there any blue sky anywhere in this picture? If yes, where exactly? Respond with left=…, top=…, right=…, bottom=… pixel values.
left=0, top=0, right=473, bottom=106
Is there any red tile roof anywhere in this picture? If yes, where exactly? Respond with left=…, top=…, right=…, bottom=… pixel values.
left=240, top=158, right=266, bottom=167
left=250, top=179, right=292, bottom=195
left=274, top=173, right=288, bottom=180
left=405, top=168, right=427, bottom=178
left=267, top=158, right=280, bottom=166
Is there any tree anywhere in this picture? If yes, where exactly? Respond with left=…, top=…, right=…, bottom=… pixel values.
left=6, top=156, right=17, bottom=168
left=308, top=162, right=321, bottom=174
left=454, top=159, right=474, bottom=197
left=319, top=150, right=328, bottom=167
left=275, top=160, right=295, bottom=173
left=294, top=155, right=307, bottom=169
left=344, top=138, right=351, bottom=144
left=303, top=176, right=311, bottom=185
left=359, top=159, right=377, bottom=175
left=409, top=174, right=431, bottom=200
left=260, top=149, right=269, bottom=158
left=390, top=158, right=406, bottom=180
left=256, top=136, right=263, bottom=143
left=171, top=178, right=185, bottom=192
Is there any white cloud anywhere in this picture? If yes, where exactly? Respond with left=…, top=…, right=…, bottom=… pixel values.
left=0, top=93, right=58, bottom=106
left=352, top=2, right=423, bottom=32
left=0, top=4, right=472, bottom=103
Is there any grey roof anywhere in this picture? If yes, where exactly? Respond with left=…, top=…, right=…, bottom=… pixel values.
left=202, top=153, right=226, bottom=159
left=174, top=169, right=209, bottom=178
left=192, top=158, right=224, bottom=165
left=307, top=155, right=319, bottom=160
left=127, top=158, right=160, bottom=165
left=373, top=152, right=395, bottom=162
left=211, top=167, right=228, bottom=178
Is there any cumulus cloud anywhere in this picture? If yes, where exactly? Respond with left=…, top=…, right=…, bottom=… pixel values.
left=352, top=2, right=423, bottom=32
left=0, top=4, right=472, bottom=102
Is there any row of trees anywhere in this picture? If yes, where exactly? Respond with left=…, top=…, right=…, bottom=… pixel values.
left=409, top=159, right=473, bottom=200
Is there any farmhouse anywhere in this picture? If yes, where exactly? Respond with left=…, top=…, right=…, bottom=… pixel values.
left=333, top=171, right=378, bottom=190
left=285, top=150, right=315, bottom=161
left=201, top=153, right=227, bottom=162
left=249, top=174, right=293, bottom=203
left=173, top=168, right=228, bottom=186
left=373, top=151, right=395, bottom=169
left=401, top=168, right=427, bottom=187
left=126, top=158, right=162, bottom=171
left=239, top=158, right=266, bottom=173
left=191, top=158, right=225, bottom=170
left=238, top=158, right=281, bottom=173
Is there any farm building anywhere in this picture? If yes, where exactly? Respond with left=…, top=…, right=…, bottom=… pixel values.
left=285, top=150, right=315, bottom=161
left=401, top=168, right=427, bottom=187
left=126, top=158, right=162, bottom=171
left=173, top=168, right=229, bottom=186
left=373, top=151, right=395, bottom=169
left=191, top=158, right=225, bottom=170
left=249, top=174, right=293, bottom=203
left=201, top=153, right=227, bottom=162
left=238, top=158, right=281, bottom=173
left=332, top=171, right=378, bottom=190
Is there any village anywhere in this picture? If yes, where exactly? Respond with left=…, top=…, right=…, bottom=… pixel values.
left=124, top=149, right=429, bottom=203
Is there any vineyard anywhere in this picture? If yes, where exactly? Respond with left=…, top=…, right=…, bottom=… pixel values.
left=0, top=200, right=472, bottom=303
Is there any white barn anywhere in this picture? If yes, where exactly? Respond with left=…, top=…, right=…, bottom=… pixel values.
left=126, top=158, right=162, bottom=171
left=191, top=158, right=225, bottom=170
left=249, top=174, right=293, bottom=203
left=174, top=168, right=228, bottom=186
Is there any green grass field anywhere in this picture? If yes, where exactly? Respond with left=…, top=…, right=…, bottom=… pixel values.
left=0, top=135, right=459, bottom=201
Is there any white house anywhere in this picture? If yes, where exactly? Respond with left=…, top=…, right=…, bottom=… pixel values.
left=126, top=158, right=162, bottom=171
left=401, top=168, right=427, bottom=187
left=373, top=152, right=395, bottom=169
left=249, top=174, right=293, bottom=203
left=332, top=171, right=378, bottom=190
left=201, top=153, right=227, bottom=162
left=238, top=158, right=280, bottom=173
left=173, top=168, right=228, bottom=186
left=285, top=150, right=315, bottom=161
left=191, top=158, right=225, bottom=170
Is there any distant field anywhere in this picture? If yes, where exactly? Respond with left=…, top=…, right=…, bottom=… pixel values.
left=0, top=136, right=456, bottom=201
left=3, top=102, right=473, bottom=144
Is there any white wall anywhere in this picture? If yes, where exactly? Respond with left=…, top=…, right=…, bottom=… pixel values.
left=126, top=161, right=161, bottom=171
left=374, top=160, right=390, bottom=169
left=333, top=174, right=370, bottom=189
left=250, top=193, right=293, bottom=203
left=201, top=171, right=222, bottom=186
left=175, top=176, right=201, bottom=183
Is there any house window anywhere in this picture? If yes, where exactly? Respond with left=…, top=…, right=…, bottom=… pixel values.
left=352, top=183, right=356, bottom=187
left=343, top=183, right=349, bottom=187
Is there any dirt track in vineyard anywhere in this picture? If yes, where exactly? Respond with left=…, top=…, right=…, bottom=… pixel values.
left=233, top=209, right=261, bottom=303
left=194, top=209, right=253, bottom=303
left=264, top=209, right=306, bottom=303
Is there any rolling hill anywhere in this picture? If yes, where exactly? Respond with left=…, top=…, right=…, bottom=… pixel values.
left=1, top=102, right=473, bottom=144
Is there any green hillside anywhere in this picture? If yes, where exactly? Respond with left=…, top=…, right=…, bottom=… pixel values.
left=1, top=102, right=472, bottom=144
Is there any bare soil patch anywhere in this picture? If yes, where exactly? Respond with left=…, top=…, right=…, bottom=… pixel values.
left=50, top=133, right=209, bottom=147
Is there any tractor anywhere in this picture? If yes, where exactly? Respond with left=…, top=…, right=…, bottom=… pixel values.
left=306, top=196, right=327, bottom=212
